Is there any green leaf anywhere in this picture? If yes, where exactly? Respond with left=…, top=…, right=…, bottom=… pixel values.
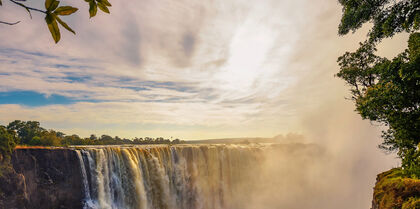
left=97, top=2, right=109, bottom=13
left=46, top=0, right=59, bottom=11
left=49, top=1, right=60, bottom=11
left=45, top=13, right=54, bottom=24
left=56, top=16, right=75, bottom=34
left=45, top=0, right=53, bottom=10
left=89, top=1, right=97, bottom=18
left=45, top=14, right=60, bottom=43
left=98, top=0, right=111, bottom=7
left=54, top=6, right=78, bottom=16
left=45, top=0, right=60, bottom=11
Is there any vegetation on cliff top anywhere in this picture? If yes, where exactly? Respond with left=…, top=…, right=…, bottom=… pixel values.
left=373, top=168, right=420, bottom=209
left=337, top=0, right=420, bottom=177
left=0, top=126, right=16, bottom=162
left=0, top=120, right=185, bottom=160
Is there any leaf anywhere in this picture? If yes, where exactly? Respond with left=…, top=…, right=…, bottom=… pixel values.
left=49, top=0, right=60, bottom=11
left=45, top=14, right=60, bottom=43
left=46, top=0, right=60, bottom=11
left=45, top=0, right=53, bottom=10
left=0, top=0, right=2, bottom=6
left=98, top=0, right=111, bottom=7
left=89, top=1, right=97, bottom=18
left=45, top=13, right=54, bottom=24
left=54, top=6, right=78, bottom=16
left=56, top=16, right=75, bottom=34
left=97, top=2, right=109, bottom=13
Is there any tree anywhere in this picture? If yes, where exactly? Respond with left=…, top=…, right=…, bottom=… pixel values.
left=0, top=126, right=16, bottom=161
left=338, top=0, right=420, bottom=43
left=56, top=131, right=65, bottom=138
left=89, top=134, right=97, bottom=141
left=39, top=130, right=61, bottom=146
left=337, top=0, right=420, bottom=176
left=0, top=0, right=112, bottom=43
left=7, top=120, right=45, bottom=144
left=172, top=138, right=181, bottom=144
left=62, top=134, right=84, bottom=145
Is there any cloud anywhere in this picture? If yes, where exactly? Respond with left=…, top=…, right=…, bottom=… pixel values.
left=0, top=0, right=408, bottom=138
left=181, top=32, right=196, bottom=57
left=0, top=0, right=408, bottom=140
left=119, top=17, right=142, bottom=67
left=1, top=0, right=299, bottom=136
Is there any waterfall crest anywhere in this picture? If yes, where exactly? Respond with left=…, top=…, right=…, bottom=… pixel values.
left=75, top=144, right=265, bottom=209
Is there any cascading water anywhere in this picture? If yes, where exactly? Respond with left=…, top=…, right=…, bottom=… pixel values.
left=75, top=144, right=266, bottom=209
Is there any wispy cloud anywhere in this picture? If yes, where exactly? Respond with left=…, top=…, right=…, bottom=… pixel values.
left=0, top=0, right=409, bottom=140
left=0, top=0, right=306, bottom=136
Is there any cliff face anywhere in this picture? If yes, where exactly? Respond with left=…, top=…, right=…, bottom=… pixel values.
left=372, top=168, right=420, bottom=209
left=1, top=148, right=84, bottom=209
left=0, top=163, right=27, bottom=209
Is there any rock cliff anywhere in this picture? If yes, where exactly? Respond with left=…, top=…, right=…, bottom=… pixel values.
left=0, top=148, right=84, bottom=209
left=372, top=168, right=420, bottom=209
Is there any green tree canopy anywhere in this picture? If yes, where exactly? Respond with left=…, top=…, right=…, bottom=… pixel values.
left=337, top=0, right=420, bottom=176
left=7, top=120, right=45, bottom=145
left=339, top=0, right=420, bottom=43
left=0, top=126, right=17, bottom=161
left=38, top=130, right=62, bottom=146
left=3, top=120, right=185, bottom=147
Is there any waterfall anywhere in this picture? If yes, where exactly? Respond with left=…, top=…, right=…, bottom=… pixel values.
left=75, top=144, right=265, bottom=209
left=76, top=150, right=98, bottom=209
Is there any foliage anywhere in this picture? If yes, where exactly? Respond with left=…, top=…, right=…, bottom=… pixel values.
left=338, top=0, right=420, bottom=43
left=7, top=120, right=45, bottom=144
left=337, top=0, right=420, bottom=176
left=0, top=0, right=112, bottom=43
left=1, top=120, right=185, bottom=147
left=373, top=168, right=420, bottom=209
left=402, top=197, right=420, bottom=209
left=0, top=126, right=17, bottom=161
left=33, top=130, right=61, bottom=146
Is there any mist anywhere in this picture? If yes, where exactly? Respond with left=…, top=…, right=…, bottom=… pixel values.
left=214, top=120, right=398, bottom=209
left=232, top=99, right=399, bottom=209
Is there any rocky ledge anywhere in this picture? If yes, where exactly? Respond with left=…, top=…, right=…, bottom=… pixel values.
left=372, top=168, right=420, bottom=209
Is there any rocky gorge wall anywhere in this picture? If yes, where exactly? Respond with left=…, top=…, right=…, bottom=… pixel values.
left=0, top=148, right=84, bottom=209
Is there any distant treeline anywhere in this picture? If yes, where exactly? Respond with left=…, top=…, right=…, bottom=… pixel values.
left=0, top=120, right=185, bottom=158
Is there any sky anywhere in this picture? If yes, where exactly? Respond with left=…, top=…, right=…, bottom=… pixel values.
left=0, top=0, right=411, bottom=208
left=0, top=0, right=408, bottom=139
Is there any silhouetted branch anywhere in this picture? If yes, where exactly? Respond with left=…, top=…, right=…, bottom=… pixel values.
left=0, top=20, right=20, bottom=25
left=10, top=0, right=46, bottom=14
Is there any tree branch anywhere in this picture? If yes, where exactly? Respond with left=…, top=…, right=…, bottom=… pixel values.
left=9, top=0, right=46, bottom=14
left=0, top=20, right=21, bottom=25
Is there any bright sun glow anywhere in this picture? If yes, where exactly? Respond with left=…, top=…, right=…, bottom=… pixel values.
left=217, top=20, right=275, bottom=92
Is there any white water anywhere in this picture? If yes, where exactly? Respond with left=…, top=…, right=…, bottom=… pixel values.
left=75, top=144, right=268, bottom=209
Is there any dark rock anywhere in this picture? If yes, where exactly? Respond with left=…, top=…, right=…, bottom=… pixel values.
left=0, top=148, right=84, bottom=209
left=0, top=165, right=27, bottom=209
